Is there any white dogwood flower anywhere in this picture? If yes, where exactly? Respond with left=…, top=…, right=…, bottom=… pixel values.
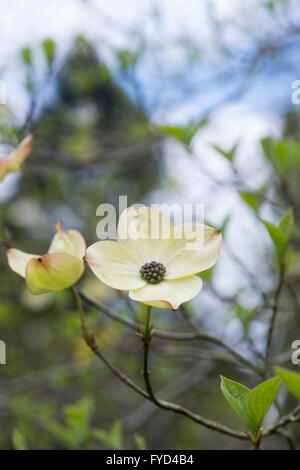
left=86, top=206, right=222, bottom=310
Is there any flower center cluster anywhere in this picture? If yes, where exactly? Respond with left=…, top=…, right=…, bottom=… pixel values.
left=140, top=261, right=166, bottom=284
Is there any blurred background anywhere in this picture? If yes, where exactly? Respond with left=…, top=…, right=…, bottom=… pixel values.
left=0, top=0, right=300, bottom=450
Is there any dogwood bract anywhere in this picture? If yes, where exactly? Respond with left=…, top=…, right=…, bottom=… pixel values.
left=86, top=206, right=222, bottom=310
left=7, top=222, right=86, bottom=294
left=0, top=135, right=33, bottom=182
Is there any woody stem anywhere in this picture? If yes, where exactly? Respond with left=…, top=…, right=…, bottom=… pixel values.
left=71, top=286, right=91, bottom=344
left=142, top=305, right=159, bottom=403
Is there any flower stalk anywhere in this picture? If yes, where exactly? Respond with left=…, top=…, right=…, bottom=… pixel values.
left=139, top=305, right=160, bottom=404
left=247, top=428, right=262, bottom=450
left=142, top=305, right=153, bottom=350
left=71, top=286, right=91, bottom=345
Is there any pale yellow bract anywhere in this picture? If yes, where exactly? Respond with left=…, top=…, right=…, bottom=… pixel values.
left=86, top=206, right=222, bottom=310
left=0, top=135, right=33, bottom=182
left=7, top=222, right=86, bottom=295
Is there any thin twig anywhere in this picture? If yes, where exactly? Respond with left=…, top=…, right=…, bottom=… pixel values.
left=179, top=305, right=264, bottom=376
left=265, top=267, right=285, bottom=373
left=93, top=339, right=248, bottom=439
left=263, top=405, right=300, bottom=436
left=72, top=289, right=248, bottom=440
left=141, top=306, right=160, bottom=405
left=72, top=288, right=300, bottom=444
left=125, top=362, right=214, bottom=431
left=78, top=289, right=197, bottom=340
left=78, top=289, right=264, bottom=376
left=286, top=280, right=300, bottom=327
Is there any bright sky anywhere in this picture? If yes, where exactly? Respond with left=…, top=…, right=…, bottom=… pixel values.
left=1, top=0, right=298, bottom=121
left=0, top=0, right=297, bottom=332
left=0, top=0, right=239, bottom=58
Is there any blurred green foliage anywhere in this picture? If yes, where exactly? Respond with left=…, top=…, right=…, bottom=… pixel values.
left=1, top=2, right=300, bottom=450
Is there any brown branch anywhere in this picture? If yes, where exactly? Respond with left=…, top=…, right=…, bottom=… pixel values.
left=125, top=362, right=214, bottom=431
left=72, top=288, right=299, bottom=445
left=78, top=288, right=197, bottom=340
left=73, top=289, right=248, bottom=440
left=286, top=279, right=300, bottom=327
left=263, top=405, right=300, bottom=437
left=264, top=267, right=285, bottom=373
left=88, top=334, right=249, bottom=440
left=78, top=289, right=264, bottom=376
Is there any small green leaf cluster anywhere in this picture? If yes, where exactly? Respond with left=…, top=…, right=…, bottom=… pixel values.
left=261, top=208, right=294, bottom=262
left=261, top=137, right=300, bottom=174
left=221, top=375, right=281, bottom=440
left=274, top=367, right=300, bottom=401
left=21, top=38, right=56, bottom=69
left=221, top=367, right=300, bottom=444
left=155, top=119, right=207, bottom=147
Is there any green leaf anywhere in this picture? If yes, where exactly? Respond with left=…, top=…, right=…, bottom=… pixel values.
left=213, top=142, right=239, bottom=162
left=156, top=119, right=207, bottom=147
left=42, top=39, right=56, bottom=65
left=265, top=0, right=275, bottom=10
left=134, top=434, right=147, bottom=450
left=21, top=47, right=32, bottom=66
left=261, top=210, right=294, bottom=261
left=64, top=397, right=94, bottom=446
left=278, top=209, right=294, bottom=241
left=274, top=367, right=300, bottom=401
left=12, top=430, right=28, bottom=450
left=64, top=398, right=94, bottom=433
left=41, top=420, right=75, bottom=447
left=111, top=420, right=123, bottom=449
left=198, top=268, right=213, bottom=282
left=41, top=397, right=94, bottom=448
left=218, top=215, right=230, bottom=236
left=247, top=376, right=281, bottom=435
left=221, top=375, right=281, bottom=437
left=93, top=429, right=114, bottom=448
left=220, top=376, right=254, bottom=432
left=94, top=420, right=123, bottom=450
left=261, top=137, right=300, bottom=173
left=239, top=191, right=261, bottom=212
left=117, top=49, right=140, bottom=69
left=261, top=220, right=287, bottom=259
